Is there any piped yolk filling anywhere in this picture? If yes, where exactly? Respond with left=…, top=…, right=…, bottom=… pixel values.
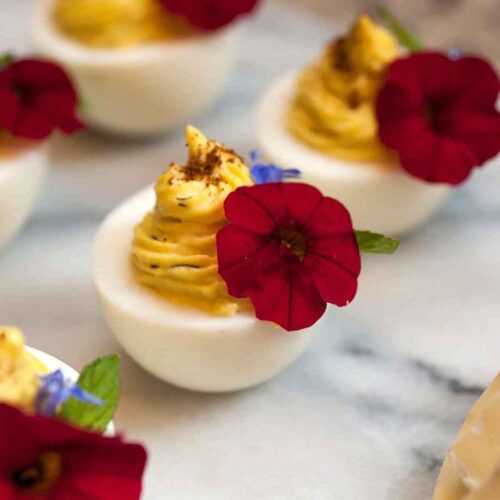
left=0, top=327, right=47, bottom=411
left=289, top=15, right=400, bottom=163
left=131, top=127, right=254, bottom=316
left=53, top=0, right=196, bottom=48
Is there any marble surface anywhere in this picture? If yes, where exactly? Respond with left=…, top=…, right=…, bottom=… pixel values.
left=1, top=2, right=500, bottom=499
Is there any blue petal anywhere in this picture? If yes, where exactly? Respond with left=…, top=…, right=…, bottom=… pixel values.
left=70, top=385, right=104, bottom=406
left=448, top=48, right=462, bottom=60
left=35, top=370, right=71, bottom=416
left=35, top=370, right=104, bottom=417
left=249, top=151, right=301, bottom=185
left=250, top=150, right=262, bottom=163
left=39, top=369, right=65, bottom=384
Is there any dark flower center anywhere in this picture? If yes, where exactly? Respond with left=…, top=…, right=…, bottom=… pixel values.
left=12, top=83, right=35, bottom=106
left=12, top=452, right=62, bottom=495
left=424, top=97, right=451, bottom=134
left=275, top=227, right=307, bottom=260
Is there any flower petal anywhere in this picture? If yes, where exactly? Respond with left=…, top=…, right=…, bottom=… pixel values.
left=224, top=184, right=284, bottom=234
left=376, top=83, right=423, bottom=125
left=11, top=59, right=76, bottom=94
left=218, top=183, right=360, bottom=331
left=159, top=0, right=260, bottom=30
left=0, top=404, right=147, bottom=499
left=429, top=137, right=479, bottom=185
left=217, top=225, right=279, bottom=298
left=282, top=182, right=325, bottom=228
left=384, top=52, right=456, bottom=98
left=377, top=51, right=499, bottom=185
left=304, top=197, right=360, bottom=306
left=56, top=443, right=147, bottom=500
left=33, top=88, right=84, bottom=134
left=0, top=58, right=84, bottom=140
left=0, top=404, right=38, bottom=472
left=0, top=87, right=19, bottom=132
left=0, top=481, right=14, bottom=498
left=250, top=258, right=326, bottom=331
left=455, top=57, right=500, bottom=108
left=11, top=107, right=53, bottom=140
left=439, top=103, right=500, bottom=164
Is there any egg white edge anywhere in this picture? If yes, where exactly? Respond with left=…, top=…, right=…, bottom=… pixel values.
left=26, top=347, right=116, bottom=436
left=92, top=185, right=273, bottom=335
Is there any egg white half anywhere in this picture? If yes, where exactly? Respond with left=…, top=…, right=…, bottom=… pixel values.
left=93, top=187, right=317, bottom=393
left=255, top=72, right=452, bottom=236
left=33, top=0, right=240, bottom=137
left=0, top=146, right=47, bottom=251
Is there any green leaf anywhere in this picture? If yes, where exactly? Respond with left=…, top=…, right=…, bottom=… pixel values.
left=355, top=230, right=399, bottom=254
left=59, top=355, right=120, bottom=432
left=0, top=53, right=14, bottom=69
left=377, top=7, right=424, bottom=52
left=78, top=98, right=88, bottom=112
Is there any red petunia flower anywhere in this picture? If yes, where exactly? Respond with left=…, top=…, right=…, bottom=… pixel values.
left=216, top=183, right=361, bottom=331
left=0, top=403, right=147, bottom=499
left=376, top=52, right=500, bottom=185
left=0, top=58, right=84, bottom=141
left=159, top=0, right=260, bottom=30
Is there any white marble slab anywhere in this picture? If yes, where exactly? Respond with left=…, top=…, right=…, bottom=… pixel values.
left=1, top=1, right=499, bottom=499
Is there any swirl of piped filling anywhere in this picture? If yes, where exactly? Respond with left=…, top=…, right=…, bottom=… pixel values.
left=53, top=0, right=195, bottom=48
left=0, top=326, right=47, bottom=411
left=131, top=126, right=253, bottom=316
left=289, top=15, right=399, bottom=162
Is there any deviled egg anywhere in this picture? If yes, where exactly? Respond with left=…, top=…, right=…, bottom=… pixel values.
left=255, top=16, right=450, bottom=235
left=33, top=0, right=241, bottom=137
left=93, top=126, right=317, bottom=392
left=0, top=138, right=47, bottom=250
left=0, top=325, right=116, bottom=434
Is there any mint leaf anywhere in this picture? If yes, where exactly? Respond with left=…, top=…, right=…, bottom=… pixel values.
left=78, top=99, right=88, bottom=112
left=59, top=355, right=120, bottom=432
left=377, top=8, right=424, bottom=52
left=355, top=230, right=399, bottom=254
left=0, top=53, right=14, bottom=69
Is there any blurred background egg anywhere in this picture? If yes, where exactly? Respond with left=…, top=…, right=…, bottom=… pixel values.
left=32, top=0, right=242, bottom=137
left=0, top=142, right=47, bottom=251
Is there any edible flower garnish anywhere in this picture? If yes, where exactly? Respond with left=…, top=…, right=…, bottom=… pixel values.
left=0, top=56, right=84, bottom=140
left=0, top=403, right=147, bottom=499
left=159, top=0, right=261, bottom=30
left=250, top=150, right=301, bottom=184
left=35, top=370, right=103, bottom=418
left=376, top=52, right=500, bottom=185
left=217, top=182, right=397, bottom=331
left=374, top=9, right=500, bottom=185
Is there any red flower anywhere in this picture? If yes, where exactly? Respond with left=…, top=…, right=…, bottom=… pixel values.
left=216, top=183, right=361, bottom=331
left=376, top=52, right=500, bottom=185
left=0, top=403, right=147, bottom=499
left=0, top=58, right=84, bottom=141
left=159, top=0, right=260, bottom=30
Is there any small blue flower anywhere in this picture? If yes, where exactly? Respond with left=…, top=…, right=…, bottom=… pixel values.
left=448, top=48, right=462, bottom=60
left=35, top=370, right=104, bottom=417
left=250, top=150, right=301, bottom=185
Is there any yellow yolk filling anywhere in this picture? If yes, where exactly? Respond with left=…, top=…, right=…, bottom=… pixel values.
left=0, top=327, right=47, bottom=411
left=53, top=0, right=195, bottom=48
left=289, top=15, right=399, bottom=162
left=131, top=126, right=254, bottom=316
